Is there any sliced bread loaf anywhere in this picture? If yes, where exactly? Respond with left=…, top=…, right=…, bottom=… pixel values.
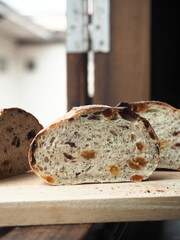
left=0, top=108, right=43, bottom=178
left=119, top=101, right=180, bottom=170
left=29, top=105, right=159, bottom=185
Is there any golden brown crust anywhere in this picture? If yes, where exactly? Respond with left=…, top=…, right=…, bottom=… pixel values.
left=0, top=107, right=43, bottom=125
left=128, top=101, right=179, bottom=113
left=117, top=101, right=180, bottom=113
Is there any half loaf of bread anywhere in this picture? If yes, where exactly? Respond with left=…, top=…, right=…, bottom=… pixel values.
left=29, top=105, right=159, bottom=185
left=0, top=108, right=43, bottom=178
left=119, top=101, right=180, bottom=170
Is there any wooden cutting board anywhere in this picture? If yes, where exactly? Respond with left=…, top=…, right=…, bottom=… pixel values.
left=0, top=171, right=180, bottom=227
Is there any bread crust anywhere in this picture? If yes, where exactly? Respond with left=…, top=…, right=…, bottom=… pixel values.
left=0, top=108, right=43, bottom=178
left=117, top=101, right=179, bottom=112
left=131, top=101, right=178, bottom=113
left=29, top=105, right=159, bottom=185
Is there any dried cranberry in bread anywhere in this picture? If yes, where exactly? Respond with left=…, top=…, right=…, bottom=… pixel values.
left=29, top=105, right=159, bottom=185
left=0, top=108, right=43, bottom=178
left=119, top=101, right=180, bottom=170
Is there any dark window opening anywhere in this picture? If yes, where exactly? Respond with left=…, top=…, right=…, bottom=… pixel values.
left=151, top=0, right=180, bottom=108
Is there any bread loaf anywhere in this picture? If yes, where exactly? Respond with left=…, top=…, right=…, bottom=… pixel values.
left=119, top=101, right=180, bottom=170
left=0, top=108, right=43, bottom=178
left=29, top=105, right=159, bottom=185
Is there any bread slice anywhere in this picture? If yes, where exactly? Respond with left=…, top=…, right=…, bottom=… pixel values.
left=0, top=108, right=43, bottom=178
left=29, top=105, right=159, bottom=185
left=119, top=101, right=180, bottom=170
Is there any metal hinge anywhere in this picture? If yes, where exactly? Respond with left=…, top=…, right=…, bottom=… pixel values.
left=67, top=0, right=110, bottom=53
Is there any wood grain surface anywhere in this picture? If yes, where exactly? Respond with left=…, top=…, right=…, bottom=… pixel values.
left=94, top=0, right=151, bottom=105
left=0, top=224, right=92, bottom=240
left=67, top=53, right=91, bottom=111
left=0, top=171, right=180, bottom=227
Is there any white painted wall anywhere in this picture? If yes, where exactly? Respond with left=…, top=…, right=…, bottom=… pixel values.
left=0, top=36, right=67, bottom=127
left=0, top=36, right=19, bottom=106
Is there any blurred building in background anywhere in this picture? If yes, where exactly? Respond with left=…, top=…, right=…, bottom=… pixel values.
left=0, top=1, right=66, bottom=126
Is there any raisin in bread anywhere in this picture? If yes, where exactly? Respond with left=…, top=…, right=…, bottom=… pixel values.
left=119, top=101, right=180, bottom=170
left=0, top=108, right=43, bottom=178
left=29, top=105, right=159, bottom=185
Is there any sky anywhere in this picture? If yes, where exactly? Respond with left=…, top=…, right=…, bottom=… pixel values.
left=1, top=0, right=67, bottom=31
